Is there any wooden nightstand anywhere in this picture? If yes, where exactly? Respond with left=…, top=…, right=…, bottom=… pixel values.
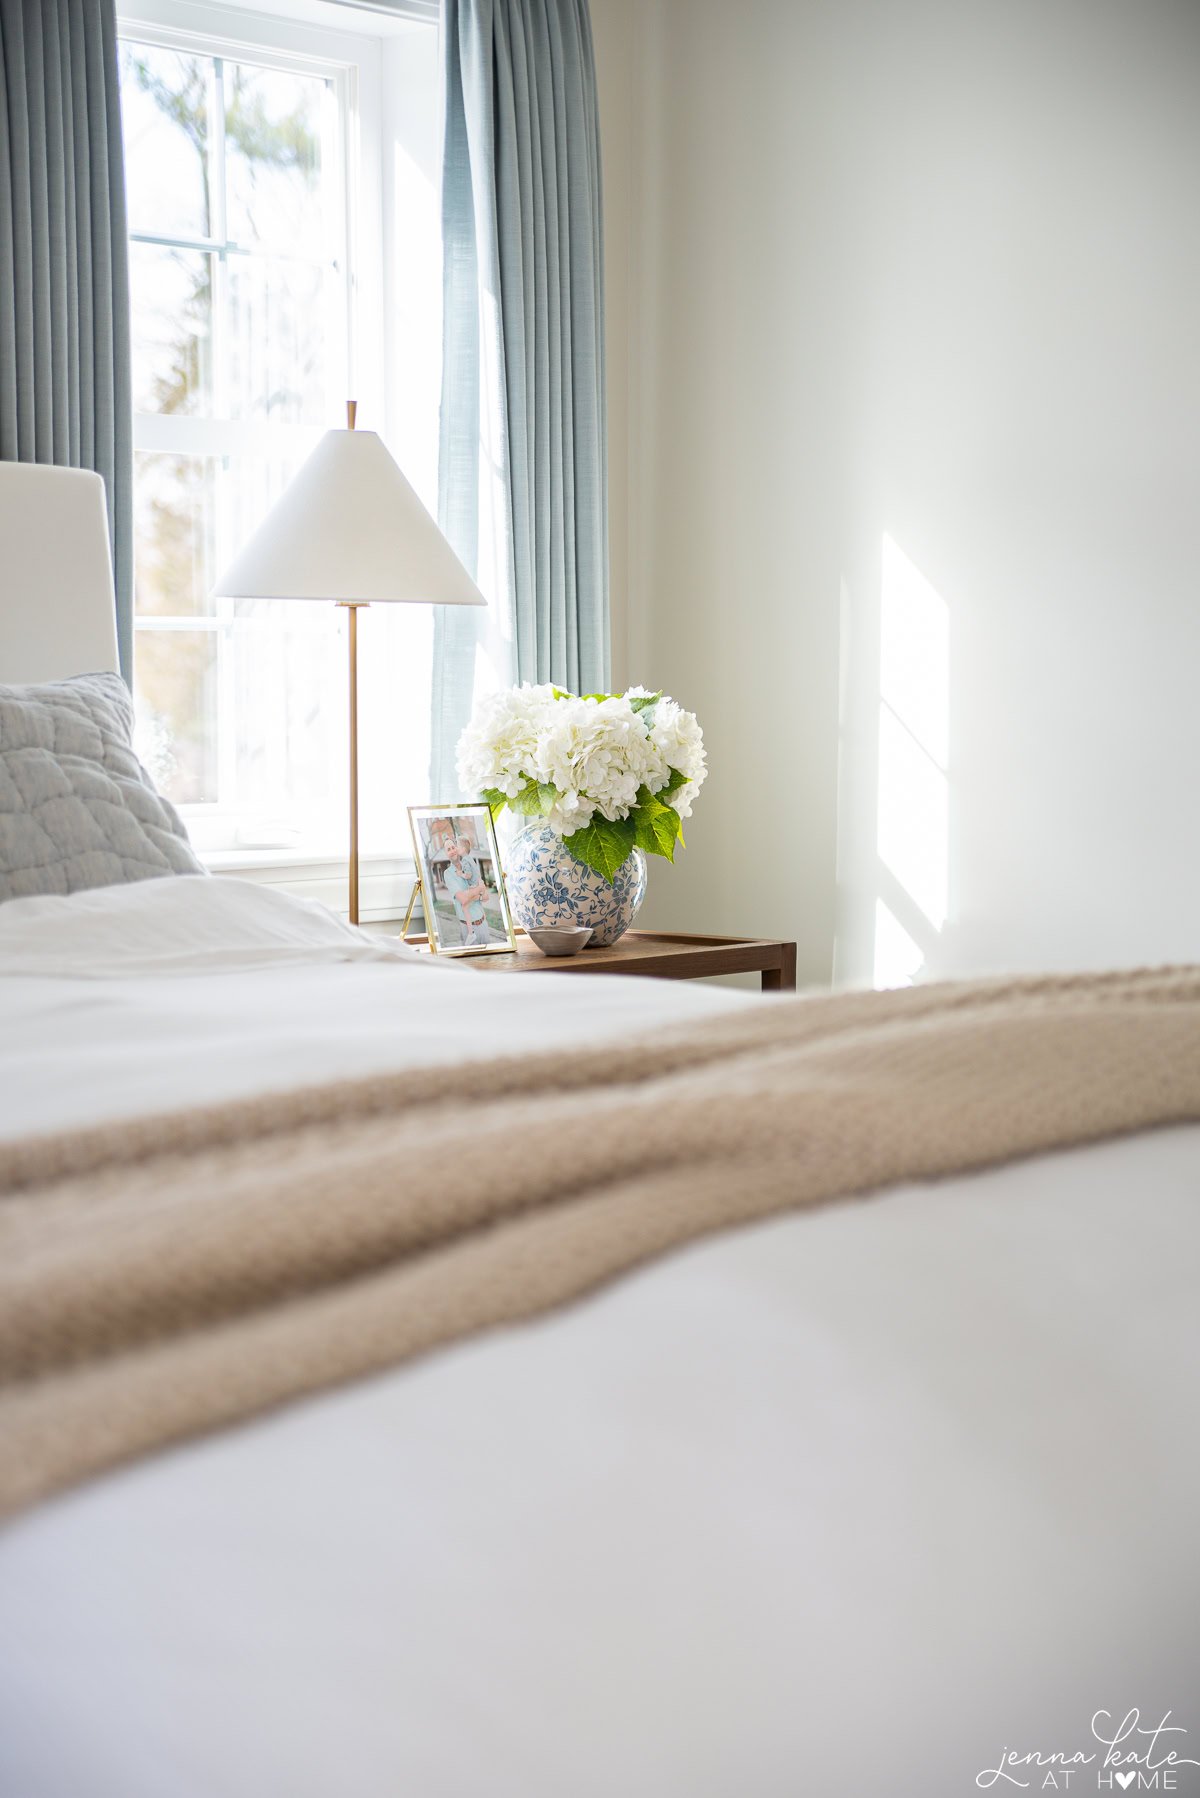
left=434, top=930, right=798, bottom=990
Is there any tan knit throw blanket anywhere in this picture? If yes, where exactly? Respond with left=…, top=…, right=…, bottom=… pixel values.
left=2, top=966, right=1198, bottom=1521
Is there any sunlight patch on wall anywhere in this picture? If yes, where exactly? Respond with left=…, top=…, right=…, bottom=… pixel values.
left=873, top=534, right=950, bottom=984
left=873, top=898, right=925, bottom=989
left=877, top=706, right=947, bottom=931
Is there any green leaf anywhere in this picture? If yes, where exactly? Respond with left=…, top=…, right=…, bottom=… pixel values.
left=659, top=766, right=688, bottom=798
left=628, top=690, right=662, bottom=715
left=479, top=787, right=509, bottom=815
left=632, top=787, right=680, bottom=863
left=563, top=815, right=636, bottom=883
left=509, top=779, right=557, bottom=817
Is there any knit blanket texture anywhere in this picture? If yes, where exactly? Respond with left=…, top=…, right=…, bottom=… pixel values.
left=2, top=966, right=1198, bottom=1520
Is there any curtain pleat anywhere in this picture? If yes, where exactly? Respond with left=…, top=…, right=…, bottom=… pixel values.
left=431, top=0, right=609, bottom=798
left=0, top=0, right=132, bottom=679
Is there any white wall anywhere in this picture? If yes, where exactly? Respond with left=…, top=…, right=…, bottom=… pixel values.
left=600, top=0, right=1200, bottom=985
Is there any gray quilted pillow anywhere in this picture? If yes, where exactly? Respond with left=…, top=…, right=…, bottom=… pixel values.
left=0, top=672, right=205, bottom=902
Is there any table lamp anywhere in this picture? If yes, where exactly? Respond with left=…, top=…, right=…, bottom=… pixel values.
left=214, top=403, right=485, bottom=924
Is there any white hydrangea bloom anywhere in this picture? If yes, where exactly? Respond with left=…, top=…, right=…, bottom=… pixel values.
left=455, top=682, right=706, bottom=842
left=648, top=699, right=708, bottom=816
left=456, top=683, right=559, bottom=799
left=535, top=695, right=666, bottom=823
left=544, top=787, right=596, bottom=836
left=665, top=779, right=700, bottom=820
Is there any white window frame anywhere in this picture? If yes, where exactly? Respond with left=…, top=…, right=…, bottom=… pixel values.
left=118, top=0, right=440, bottom=917
left=122, top=20, right=352, bottom=851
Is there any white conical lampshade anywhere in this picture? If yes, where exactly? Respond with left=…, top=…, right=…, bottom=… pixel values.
left=214, top=429, right=486, bottom=607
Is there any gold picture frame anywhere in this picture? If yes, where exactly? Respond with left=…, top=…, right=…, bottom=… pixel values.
left=406, top=804, right=516, bottom=957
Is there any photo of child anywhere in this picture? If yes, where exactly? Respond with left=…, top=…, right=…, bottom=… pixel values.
left=407, top=806, right=515, bottom=955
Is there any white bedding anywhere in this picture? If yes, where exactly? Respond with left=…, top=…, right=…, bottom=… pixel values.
left=0, top=878, right=1197, bottom=1798
left=0, top=876, right=751, bottom=1139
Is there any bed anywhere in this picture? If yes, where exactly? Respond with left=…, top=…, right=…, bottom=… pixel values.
left=0, top=465, right=1197, bottom=1798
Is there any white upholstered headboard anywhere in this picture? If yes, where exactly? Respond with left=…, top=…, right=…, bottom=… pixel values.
left=0, top=461, right=122, bottom=683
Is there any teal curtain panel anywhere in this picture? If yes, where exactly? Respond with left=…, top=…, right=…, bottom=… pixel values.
left=433, top=0, right=609, bottom=797
left=0, top=0, right=132, bottom=679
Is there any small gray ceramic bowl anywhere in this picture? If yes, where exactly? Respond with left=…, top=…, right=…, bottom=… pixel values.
left=527, top=925, right=593, bottom=957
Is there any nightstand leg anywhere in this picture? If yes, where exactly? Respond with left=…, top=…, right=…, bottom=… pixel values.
left=762, top=944, right=797, bottom=991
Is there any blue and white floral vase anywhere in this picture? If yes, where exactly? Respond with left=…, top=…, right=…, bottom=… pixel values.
left=505, top=824, right=648, bottom=947
left=458, top=683, right=706, bottom=943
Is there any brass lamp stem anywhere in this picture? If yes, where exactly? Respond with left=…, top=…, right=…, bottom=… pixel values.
left=340, top=399, right=362, bottom=923
left=337, top=600, right=367, bottom=925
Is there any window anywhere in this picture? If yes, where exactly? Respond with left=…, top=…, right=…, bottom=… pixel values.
left=118, top=5, right=440, bottom=862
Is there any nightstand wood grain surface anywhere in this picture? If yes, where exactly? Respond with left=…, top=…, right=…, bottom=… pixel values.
left=407, top=930, right=798, bottom=990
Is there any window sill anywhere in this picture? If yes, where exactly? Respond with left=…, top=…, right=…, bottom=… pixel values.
left=201, top=849, right=416, bottom=924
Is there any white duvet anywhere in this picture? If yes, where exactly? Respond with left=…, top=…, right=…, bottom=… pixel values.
left=0, top=877, right=1197, bottom=1798
left=0, top=876, right=749, bottom=1140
